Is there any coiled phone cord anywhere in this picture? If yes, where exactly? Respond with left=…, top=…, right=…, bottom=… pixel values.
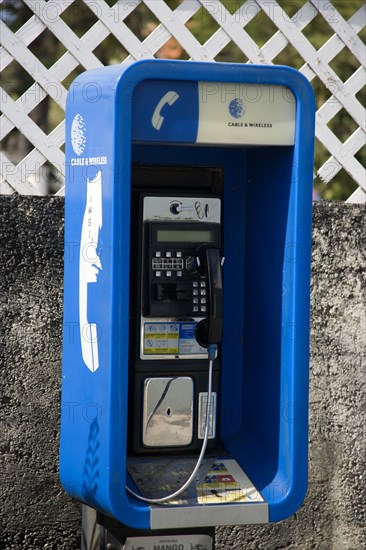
left=125, top=344, right=217, bottom=504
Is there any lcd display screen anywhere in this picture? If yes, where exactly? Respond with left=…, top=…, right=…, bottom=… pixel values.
left=156, top=229, right=214, bottom=243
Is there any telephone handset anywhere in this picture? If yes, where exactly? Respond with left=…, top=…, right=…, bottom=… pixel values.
left=195, top=247, right=223, bottom=348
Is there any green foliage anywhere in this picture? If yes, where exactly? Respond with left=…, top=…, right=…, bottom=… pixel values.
left=185, top=0, right=364, bottom=200
left=1, top=0, right=364, bottom=199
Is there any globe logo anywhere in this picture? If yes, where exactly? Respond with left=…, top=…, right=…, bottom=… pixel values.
left=71, top=114, right=86, bottom=156
left=228, top=98, right=245, bottom=119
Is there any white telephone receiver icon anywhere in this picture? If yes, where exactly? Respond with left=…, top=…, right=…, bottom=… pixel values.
left=79, top=171, right=103, bottom=373
left=151, top=91, right=180, bottom=131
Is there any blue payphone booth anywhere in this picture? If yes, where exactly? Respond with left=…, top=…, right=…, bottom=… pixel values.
left=60, top=60, right=315, bottom=535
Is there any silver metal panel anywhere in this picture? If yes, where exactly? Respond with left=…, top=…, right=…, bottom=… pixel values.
left=124, top=534, right=213, bottom=550
left=127, top=456, right=268, bottom=527
left=142, top=377, right=193, bottom=447
left=150, top=502, right=269, bottom=529
left=143, top=196, right=221, bottom=223
left=198, top=392, right=217, bottom=439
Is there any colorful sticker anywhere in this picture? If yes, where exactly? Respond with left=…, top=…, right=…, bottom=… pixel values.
left=179, top=323, right=207, bottom=355
left=143, top=322, right=207, bottom=355
left=196, top=460, right=264, bottom=505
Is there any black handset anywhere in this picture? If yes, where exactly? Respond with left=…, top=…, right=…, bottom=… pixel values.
left=195, top=247, right=223, bottom=348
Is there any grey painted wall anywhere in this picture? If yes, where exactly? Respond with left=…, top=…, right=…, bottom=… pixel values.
left=0, top=197, right=365, bottom=550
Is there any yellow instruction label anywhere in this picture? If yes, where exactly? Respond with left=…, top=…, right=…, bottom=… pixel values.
left=144, top=323, right=179, bottom=354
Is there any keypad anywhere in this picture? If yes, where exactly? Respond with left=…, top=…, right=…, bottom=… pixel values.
left=192, top=279, right=207, bottom=314
left=152, top=250, right=184, bottom=273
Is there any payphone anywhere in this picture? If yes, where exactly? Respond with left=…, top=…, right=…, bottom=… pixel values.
left=60, top=59, right=315, bottom=536
left=129, top=192, right=223, bottom=454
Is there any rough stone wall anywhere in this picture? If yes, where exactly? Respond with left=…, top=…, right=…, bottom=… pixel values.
left=0, top=197, right=80, bottom=549
left=0, top=197, right=365, bottom=550
left=217, top=202, right=366, bottom=550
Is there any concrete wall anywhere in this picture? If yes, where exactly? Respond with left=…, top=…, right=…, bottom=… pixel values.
left=0, top=197, right=365, bottom=550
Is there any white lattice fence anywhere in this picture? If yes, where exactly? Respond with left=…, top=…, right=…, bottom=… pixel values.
left=0, top=0, right=365, bottom=200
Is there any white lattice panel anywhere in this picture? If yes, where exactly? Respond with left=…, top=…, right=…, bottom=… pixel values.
left=0, top=0, right=365, bottom=200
